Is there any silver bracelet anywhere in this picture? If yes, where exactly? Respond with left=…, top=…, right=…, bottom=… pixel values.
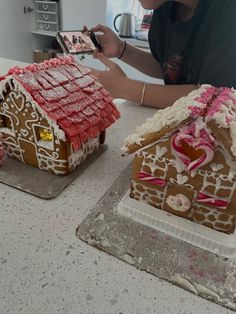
left=140, top=82, right=147, bottom=105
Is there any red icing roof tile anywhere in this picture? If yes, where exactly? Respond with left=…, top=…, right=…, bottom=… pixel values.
left=62, top=64, right=83, bottom=79
left=69, top=112, right=86, bottom=124
left=80, top=131, right=90, bottom=143
left=49, top=108, right=67, bottom=120
left=45, top=68, right=69, bottom=84
left=14, top=73, right=42, bottom=92
left=89, top=124, right=100, bottom=138
left=6, top=56, right=120, bottom=150
left=58, top=118, right=73, bottom=128
left=31, top=91, right=46, bottom=105
left=94, top=100, right=107, bottom=110
left=74, top=63, right=91, bottom=75
left=54, top=66, right=75, bottom=81
left=91, top=91, right=104, bottom=101
left=82, top=106, right=95, bottom=117
left=69, top=135, right=81, bottom=151
left=75, top=76, right=95, bottom=88
left=85, top=114, right=100, bottom=126
left=34, top=73, right=52, bottom=90
left=62, top=103, right=84, bottom=115
left=53, top=86, right=69, bottom=99
left=63, top=82, right=80, bottom=93
left=40, top=101, right=60, bottom=113
left=57, top=91, right=86, bottom=107
left=39, top=89, right=61, bottom=102
left=38, top=70, right=59, bottom=87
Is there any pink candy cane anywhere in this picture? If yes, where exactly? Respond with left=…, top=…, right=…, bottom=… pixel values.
left=172, top=134, right=214, bottom=171
left=138, top=172, right=166, bottom=186
left=172, top=134, right=191, bottom=166
left=197, top=192, right=229, bottom=209
left=188, top=144, right=214, bottom=171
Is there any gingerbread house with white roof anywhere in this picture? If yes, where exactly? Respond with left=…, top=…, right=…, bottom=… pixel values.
left=121, top=85, right=236, bottom=235
left=0, top=56, right=120, bottom=174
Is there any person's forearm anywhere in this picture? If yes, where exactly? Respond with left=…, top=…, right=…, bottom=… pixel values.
left=123, top=79, right=198, bottom=108
left=119, top=42, right=163, bottom=79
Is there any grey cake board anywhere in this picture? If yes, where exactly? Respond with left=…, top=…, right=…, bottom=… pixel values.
left=76, top=165, right=236, bottom=312
left=0, top=144, right=107, bottom=199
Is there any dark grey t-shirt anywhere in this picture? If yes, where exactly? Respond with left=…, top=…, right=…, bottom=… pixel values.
left=149, top=0, right=236, bottom=87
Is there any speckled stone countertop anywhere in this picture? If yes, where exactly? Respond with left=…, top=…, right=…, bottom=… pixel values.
left=0, top=58, right=233, bottom=314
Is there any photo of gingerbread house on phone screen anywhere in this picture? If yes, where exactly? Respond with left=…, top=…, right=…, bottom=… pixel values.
left=121, top=85, right=236, bottom=235
left=0, top=56, right=120, bottom=175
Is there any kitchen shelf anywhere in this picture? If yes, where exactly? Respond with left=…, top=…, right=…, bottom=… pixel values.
left=32, top=30, right=57, bottom=37
left=36, top=10, right=57, bottom=14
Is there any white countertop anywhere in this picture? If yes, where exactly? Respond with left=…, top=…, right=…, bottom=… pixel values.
left=0, top=58, right=232, bottom=314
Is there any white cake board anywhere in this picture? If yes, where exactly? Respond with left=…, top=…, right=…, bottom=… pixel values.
left=118, top=193, right=236, bottom=259
left=76, top=165, right=236, bottom=312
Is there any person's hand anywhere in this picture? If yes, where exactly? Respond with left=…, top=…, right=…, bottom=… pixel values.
left=91, top=24, right=125, bottom=58
left=91, top=52, right=129, bottom=98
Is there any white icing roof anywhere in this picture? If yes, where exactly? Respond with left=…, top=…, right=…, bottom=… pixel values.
left=122, top=85, right=211, bottom=154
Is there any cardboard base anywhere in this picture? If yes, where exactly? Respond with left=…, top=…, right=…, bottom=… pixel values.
left=0, top=144, right=107, bottom=199
left=76, top=165, right=236, bottom=312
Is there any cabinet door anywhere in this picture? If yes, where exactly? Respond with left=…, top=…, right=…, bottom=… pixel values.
left=0, top=0, right=34, bottom=62
left=60, top=0, right=107, bottom=30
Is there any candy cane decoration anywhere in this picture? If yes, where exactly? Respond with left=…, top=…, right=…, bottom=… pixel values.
left=197, top=192, right=229, bottom=209
left=172, top=133, right=214, bottom=171
left=172, top=133, right=191, bottom=166
left=138, top=172, right=166, bottom=186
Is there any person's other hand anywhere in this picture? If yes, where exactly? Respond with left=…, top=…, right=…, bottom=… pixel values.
left=91, top=52, right=129, bottom=98
left=91, top=24, right=125, bottom=58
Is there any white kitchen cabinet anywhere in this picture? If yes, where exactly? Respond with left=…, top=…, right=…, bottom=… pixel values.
left=30, top=0, right=109, bottom=62
left=31, top=0, right=108, bottom=36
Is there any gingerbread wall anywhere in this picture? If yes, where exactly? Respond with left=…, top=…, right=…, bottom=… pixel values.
left=0, top=82, right=71, bottom=174
left=130, top=137, right=236, bottom=233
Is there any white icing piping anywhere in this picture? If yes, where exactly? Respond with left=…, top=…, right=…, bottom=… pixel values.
left=122, top=85, right=211, bottom=151
left=0, top=76, right=66, bottom=141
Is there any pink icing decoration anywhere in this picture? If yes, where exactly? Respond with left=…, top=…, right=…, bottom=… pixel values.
left=172, top=121, right=216, bottom=171
left=197, top=192, right=229, bottom=209
left=138, top=172, right=166, bottom=186
left=7, top=56, right=74, bottom=77
left=207, top=87, right=236, bottom=122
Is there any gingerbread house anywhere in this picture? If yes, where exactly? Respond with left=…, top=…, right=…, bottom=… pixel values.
left=121, top=85, right=236, bottom=236
left=0, top=56, right=120, bottom=174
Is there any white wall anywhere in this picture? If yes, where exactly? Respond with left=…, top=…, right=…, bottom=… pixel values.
left=0, top=0, right=33, bottom=62
left=61, top=0, right=107, bottom=30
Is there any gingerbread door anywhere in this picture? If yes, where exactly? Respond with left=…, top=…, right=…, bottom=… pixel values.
left=18, top=139, right=38, bottom=167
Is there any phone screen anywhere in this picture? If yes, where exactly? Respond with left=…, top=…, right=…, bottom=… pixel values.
left=57, top=30, right=97, bottom=54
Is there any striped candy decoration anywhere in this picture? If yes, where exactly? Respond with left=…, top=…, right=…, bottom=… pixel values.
left=172, top=133, right=214, bottom=171
left=197, top=192, right=229, bottom=209
left=138, top=172, right=166, bottom=186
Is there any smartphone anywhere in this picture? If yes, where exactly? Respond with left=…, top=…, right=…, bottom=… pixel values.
left=56, top=30, right=102, bottom=54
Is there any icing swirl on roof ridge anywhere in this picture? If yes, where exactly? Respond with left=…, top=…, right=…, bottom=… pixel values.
left=122, top=85, right=213, bottom=154
left=7, top=56, right=75, bottom=76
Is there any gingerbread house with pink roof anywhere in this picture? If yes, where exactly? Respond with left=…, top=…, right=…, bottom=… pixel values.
left=121, top=85, right=236, bottom=237
left=0, top=57, right=120, bottom=174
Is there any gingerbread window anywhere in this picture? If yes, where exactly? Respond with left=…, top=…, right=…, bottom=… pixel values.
left=33, top=125, right=54, bottom=150
left=0, top=113, right=14, bottom=135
